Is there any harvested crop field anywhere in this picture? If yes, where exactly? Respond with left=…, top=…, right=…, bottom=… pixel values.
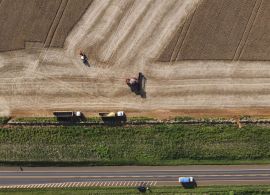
left=1, top=0, right=270, bottom=118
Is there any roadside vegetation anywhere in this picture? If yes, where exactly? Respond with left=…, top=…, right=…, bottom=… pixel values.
left=1, top=185, right=270, bottom=195
left=0, top=117, right=10, bottom=125
left=0, top=124, right=270, bottom=165
left=11, top=116, right=157, bottom=123
left=127, top=116, right=156, bottom=122
left=13, top=117, right=58, bottom=123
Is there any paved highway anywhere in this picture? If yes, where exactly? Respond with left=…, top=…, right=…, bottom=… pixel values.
left=0, top=165, right=270, bottom=187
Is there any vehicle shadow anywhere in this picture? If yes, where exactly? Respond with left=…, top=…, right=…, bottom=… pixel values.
left=182, top=180, right=197, bottom=189
left=101, top=117, right=127, bottom=126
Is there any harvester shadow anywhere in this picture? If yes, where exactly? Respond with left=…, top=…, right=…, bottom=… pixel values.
left=139, top=76, right=147, bottom=98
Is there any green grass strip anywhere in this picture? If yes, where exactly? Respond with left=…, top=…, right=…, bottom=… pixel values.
left=0, top=124, right=269, bottom=165
left=1, top=186, right=270, bottom=195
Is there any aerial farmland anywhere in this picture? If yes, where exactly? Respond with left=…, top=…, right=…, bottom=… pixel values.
left=1, top=0, right=270, bottom=193
left=0, top=0, right=270, bottom=118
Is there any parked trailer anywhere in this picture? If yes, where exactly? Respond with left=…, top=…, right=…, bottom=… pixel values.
left=53, top=111, right=81, bottom=118
left=99, top=111, right=125, bottom=118
left=99, top=111, right=126, bottom=124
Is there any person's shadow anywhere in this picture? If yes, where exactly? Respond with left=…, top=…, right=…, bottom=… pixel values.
left=83, top=59, right=90, bottom=67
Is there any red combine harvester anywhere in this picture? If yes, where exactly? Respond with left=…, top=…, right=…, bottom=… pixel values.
left=126, top=72, right=146, bottom=97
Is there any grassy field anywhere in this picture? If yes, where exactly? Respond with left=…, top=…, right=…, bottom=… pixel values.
left=12, top=117, right=58, bottom=123
left=0, top=124, right=270, bottom=165
left=1, top=186, right=270, bottom=195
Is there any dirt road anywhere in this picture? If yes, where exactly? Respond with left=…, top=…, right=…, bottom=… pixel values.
left=1, top=0, right=270, bottom=118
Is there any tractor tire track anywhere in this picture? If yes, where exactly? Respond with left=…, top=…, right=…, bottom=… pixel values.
left=238, top=0, right=263, bottom=60
left=233, top=0, right=262, bottom=60
left=174, top=1, right=200, bottom=61
left=44, top=0, right=69, bottom=47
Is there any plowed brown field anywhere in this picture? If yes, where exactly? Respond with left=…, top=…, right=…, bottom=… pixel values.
left=159, top=0, right=270, bottom=61
left=0, top=0, right=92, bottom=51
left=1, top=0, right=270, bottom=118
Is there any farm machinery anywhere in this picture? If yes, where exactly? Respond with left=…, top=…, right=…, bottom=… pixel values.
left=126, top=72, right=146, bottom=97
left=99, top=111, right=126, bottom=124
left=53, top=111, right=84, bottom=122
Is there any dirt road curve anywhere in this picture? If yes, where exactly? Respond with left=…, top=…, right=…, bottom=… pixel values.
left=0, top=0, right=270, bottom=118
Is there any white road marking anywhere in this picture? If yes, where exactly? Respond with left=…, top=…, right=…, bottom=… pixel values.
left=90, top=182, right=95, bottom=186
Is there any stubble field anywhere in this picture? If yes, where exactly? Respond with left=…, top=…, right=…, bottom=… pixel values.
left=0, top=0, right=270, bottom=118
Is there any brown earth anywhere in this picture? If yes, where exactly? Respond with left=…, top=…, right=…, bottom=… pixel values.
left=159, top=0, right=270, bottom=61
left=1, top=0, right=270, bottom=118
left=0, top=0, right=93, bottom=51
left=49, top=0, right=94, bottom=47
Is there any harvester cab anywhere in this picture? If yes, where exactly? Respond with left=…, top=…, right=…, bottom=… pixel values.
left=126, top=72, right=146, bottom=98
